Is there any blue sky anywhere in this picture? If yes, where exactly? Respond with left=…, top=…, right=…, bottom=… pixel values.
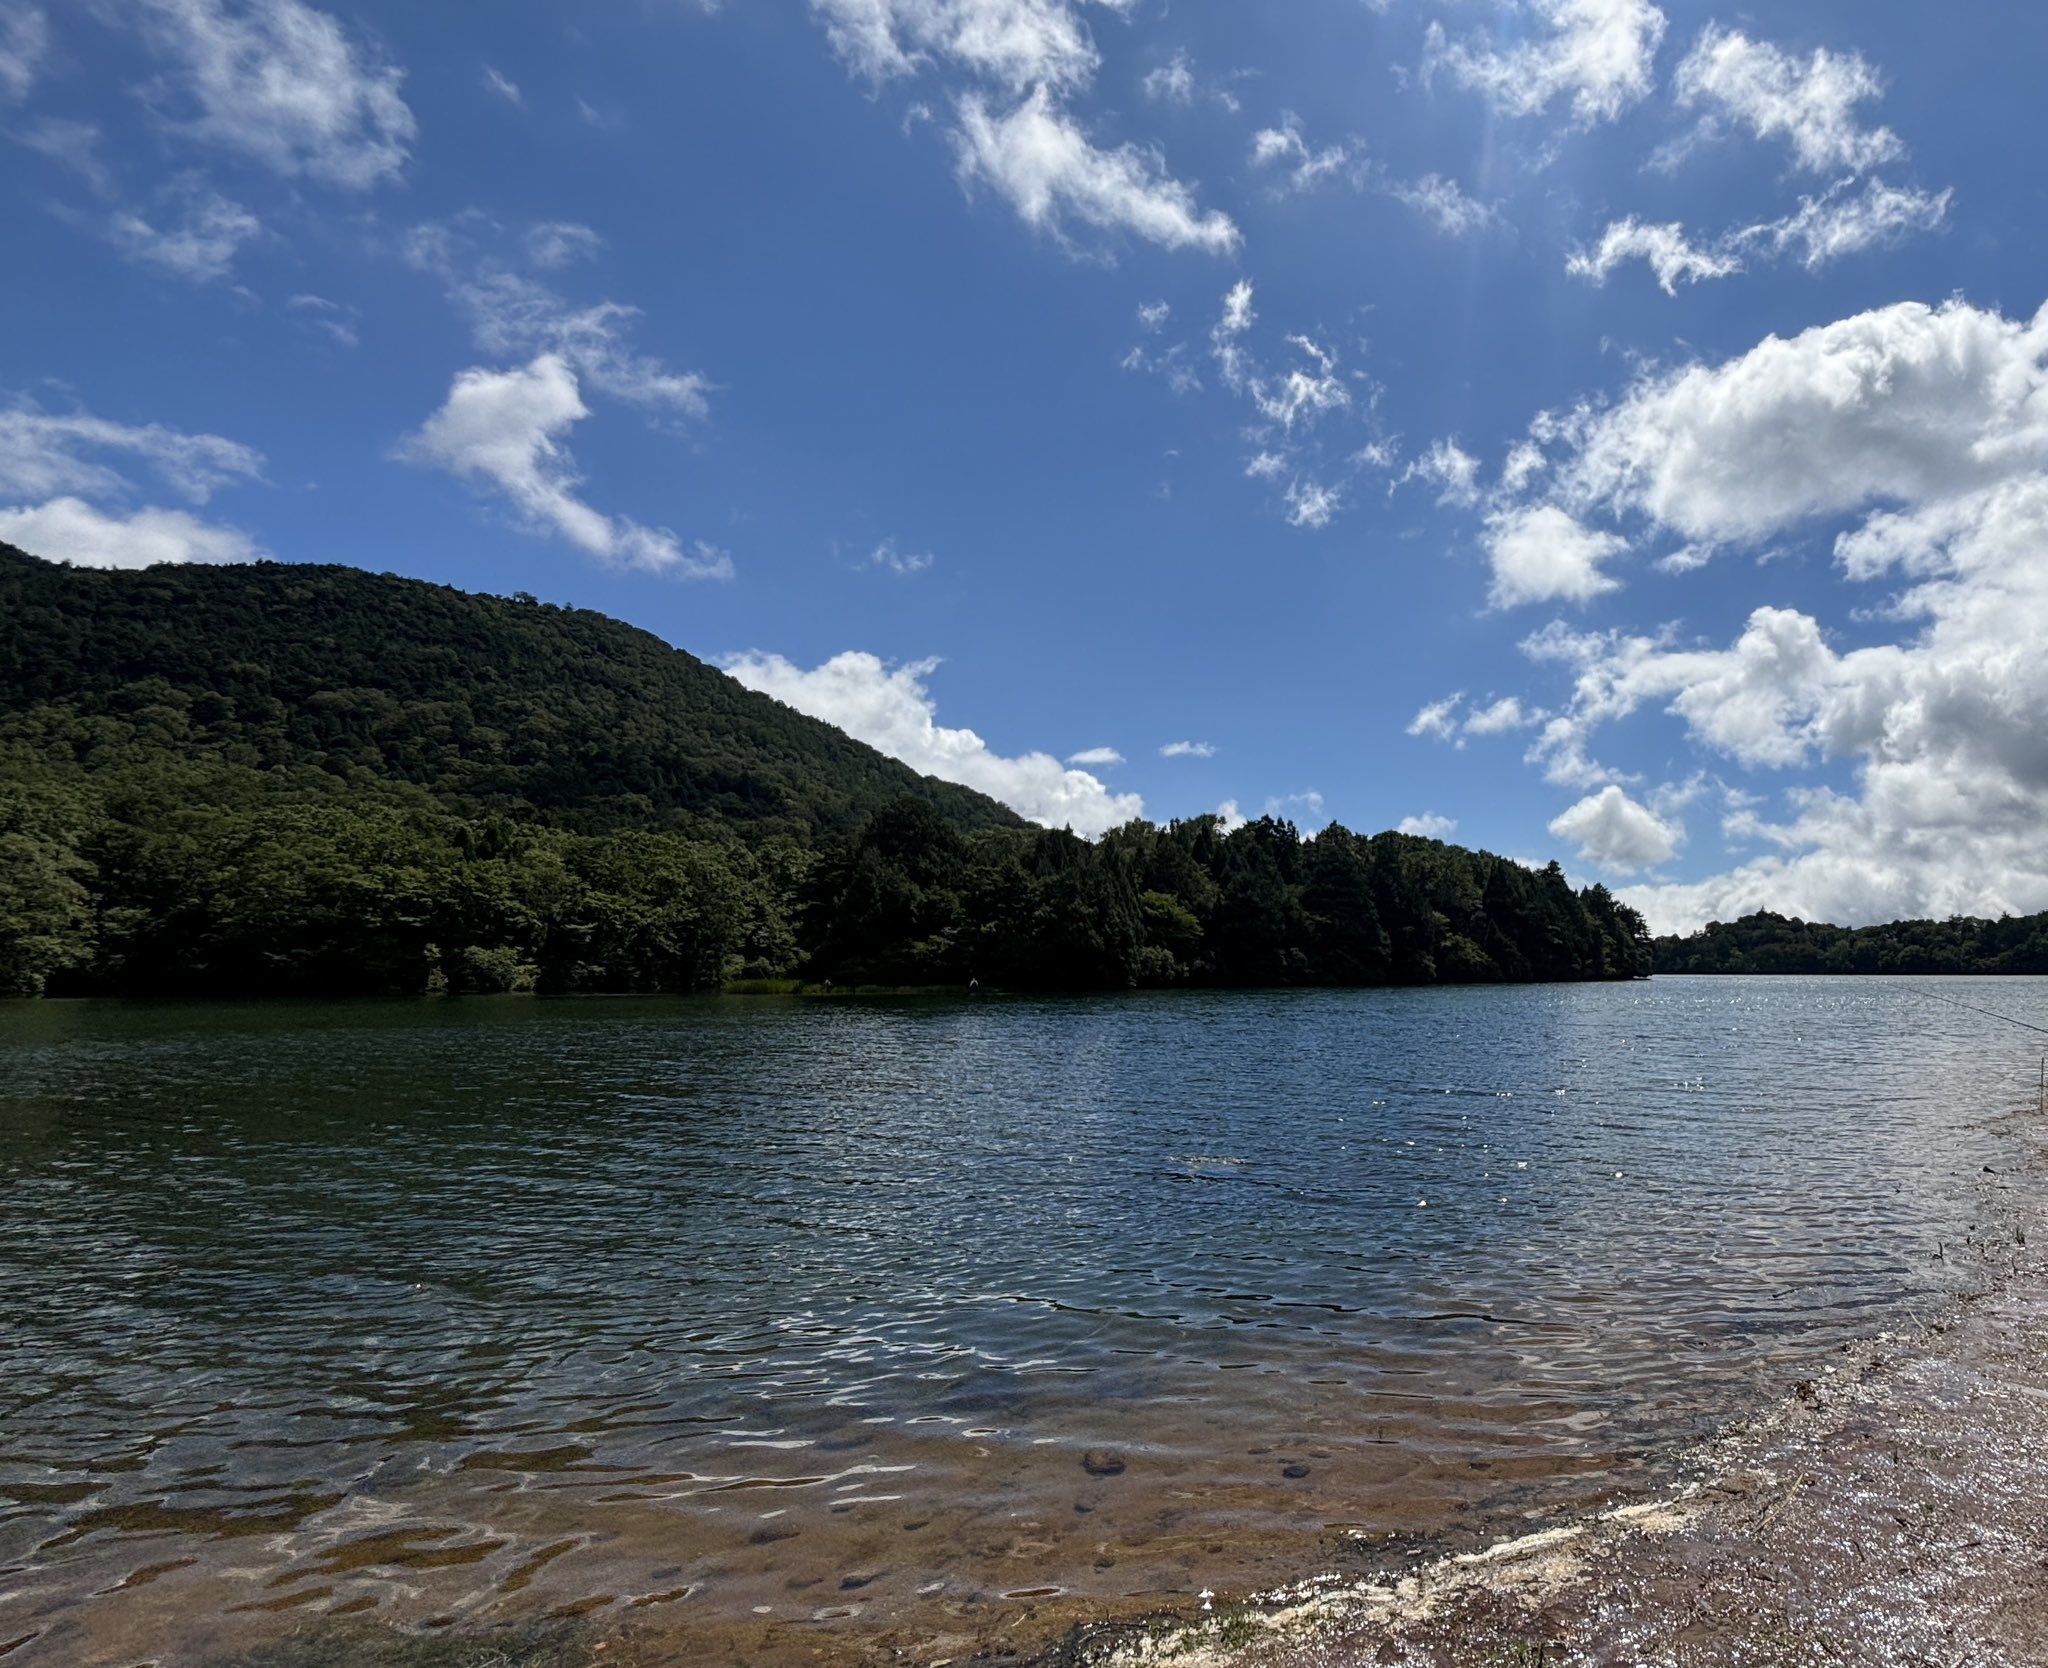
left=6, top=0, right=2047, bottom=931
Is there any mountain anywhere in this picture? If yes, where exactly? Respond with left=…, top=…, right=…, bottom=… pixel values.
left=0, top=545, right=1650, bottom=1000
left=0, top=543, right=1021, bottom=839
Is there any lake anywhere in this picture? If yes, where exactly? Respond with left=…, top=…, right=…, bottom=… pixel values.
left=2, top=977, right=2041, bottom=1666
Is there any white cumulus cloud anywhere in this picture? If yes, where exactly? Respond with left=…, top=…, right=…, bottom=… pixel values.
left=1446, top=295, right=2048, bottom=930
left=1407, top=694, right=1464, bottom=744
left=0, top=497, right=262, bottom=567
left=1160, top=739, right=1215, bottom=759
left=1483, top=505, right=1626, bottom=608
left=1397, top=812, right=1458, bottom=839
left=400, top=354, right=729, bottom=579
left=1408, top=692, right=1548, bottom=748
left=1465, top=695, right=1543, bottom=735
left=1550, top=298, right=2048, bottom=550
left=1549, top=785, right=1681, bottom=872
left=724, top=649, right=1144, bottom=836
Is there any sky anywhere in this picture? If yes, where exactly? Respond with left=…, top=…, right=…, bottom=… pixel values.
left=5, top=0, right=2047, bottom=933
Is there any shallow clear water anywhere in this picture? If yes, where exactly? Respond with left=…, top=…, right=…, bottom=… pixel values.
left=1, top=978, right=2041, bottom=1664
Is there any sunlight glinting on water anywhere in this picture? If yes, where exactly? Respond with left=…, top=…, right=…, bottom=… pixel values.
left=0, top=977, right=2040, bottom=1664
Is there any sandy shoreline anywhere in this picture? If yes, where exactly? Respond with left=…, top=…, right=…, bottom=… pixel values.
left=1039, top=1104, right=2047, bottom=1668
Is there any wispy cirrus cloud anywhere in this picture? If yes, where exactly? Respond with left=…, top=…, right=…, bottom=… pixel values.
left=1573, top=22, right=1944, bottom=298
left=1206, top=280, right=1389, bottom=530
left=865, top=536, right=934, bottom=575
left=0, top=396, right=265, bottom=568
left=126, top=0, right=417, bottom=189
left=1672, top=25, right=1902, bottom=174
left=0, top=402, right=262, bottom=503
left=1249, top=114, right=1360, bottom=196
left=1425, top=0, right=1667, bottom=129
left=812, top=0, right=1237, bottom=255
left=953, top=85, right=1237, bottom=254
left=94, top=176, right=261, bottom=282
left=0, top=1, right=46, bottom=103
left=399, top=219, right=723, bottom=578
left=406, top=219, right=713, bottom=417
left=1568, top=179, right=1950, bottom=294
left=1389, top=173, right=1497, bottom=237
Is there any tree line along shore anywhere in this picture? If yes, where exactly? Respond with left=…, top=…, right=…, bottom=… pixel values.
left=1650, top=908, right=2048, bottom=975
left=0, top=545, right=1654, bottom=998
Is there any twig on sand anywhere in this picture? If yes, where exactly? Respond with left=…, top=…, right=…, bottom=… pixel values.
left=1752, top=1471, right=1809, bottom=1534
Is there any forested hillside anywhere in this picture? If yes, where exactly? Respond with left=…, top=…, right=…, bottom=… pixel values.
left=0, top=544, right=1017, bottom=837
left=1654, top=911, right=2048, bottom=974
left=0, top=546, right=1651, bottom=997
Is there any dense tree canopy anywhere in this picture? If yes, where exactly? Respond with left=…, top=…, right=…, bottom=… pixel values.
left=0, top=547, right=1651, bottom=998
left=1653, top=911, right=2048, bottom=975
left=0, top=543, right=1017, bottom=841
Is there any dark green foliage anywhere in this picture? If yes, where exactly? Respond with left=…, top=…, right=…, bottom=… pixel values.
left=799, top=811, right=1650, bottom=990
left=0, top=543, right=1016, bottom=841
left=1653, top=910, right=2048, bottom=974
left=0, top=546, right=1652, bottom=997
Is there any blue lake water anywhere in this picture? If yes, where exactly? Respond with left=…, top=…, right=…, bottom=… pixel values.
left=1, top=977, right=2041, bottom=1664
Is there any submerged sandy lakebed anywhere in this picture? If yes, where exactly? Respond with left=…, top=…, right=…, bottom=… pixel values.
left=1048, top=1104, right=2048, bottom=1668
left=210, top=1104, right=2048, bottom=1668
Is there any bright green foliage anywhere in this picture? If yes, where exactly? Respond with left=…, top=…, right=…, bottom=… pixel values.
left=0, top=545, right=1652, bottom=997
left=1654, top=910, right=2048, bottom=974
